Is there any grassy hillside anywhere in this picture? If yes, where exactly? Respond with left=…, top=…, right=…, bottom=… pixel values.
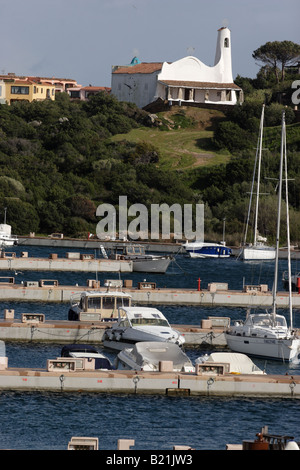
left=111, top=107, right=231, bottom=170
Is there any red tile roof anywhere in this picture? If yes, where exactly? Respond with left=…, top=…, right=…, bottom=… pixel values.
left=82, top=86, right=111, bottom=91
left=159, top=80, right=242, bottom=89
left=113, top=63, right=163, bottom=74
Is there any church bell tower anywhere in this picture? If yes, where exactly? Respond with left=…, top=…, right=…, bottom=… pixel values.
left=214, top=27, right=233, bottom=83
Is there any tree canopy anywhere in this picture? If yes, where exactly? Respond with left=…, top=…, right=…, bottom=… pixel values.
left=252, top=40, right=300, bottom=82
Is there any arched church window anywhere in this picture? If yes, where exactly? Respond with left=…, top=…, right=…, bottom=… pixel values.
left=224, top=38, right=229, bottom=48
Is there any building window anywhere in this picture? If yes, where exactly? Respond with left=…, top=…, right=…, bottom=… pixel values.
left=224, top=38, right=229, bottom=48
left=69, top=90, right=80, bottom=98
left=34, top=86, right=37, bottom=93
left=11, top=86, right=29, bottom=95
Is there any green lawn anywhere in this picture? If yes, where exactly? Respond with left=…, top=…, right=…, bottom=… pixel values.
left=111, top=126, right=231, bottom=170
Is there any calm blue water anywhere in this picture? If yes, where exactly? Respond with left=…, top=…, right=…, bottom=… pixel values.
left=0, top=245, right=299, bottom=450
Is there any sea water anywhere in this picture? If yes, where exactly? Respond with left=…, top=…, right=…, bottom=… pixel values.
left=0, top=246, right=299, bottom=450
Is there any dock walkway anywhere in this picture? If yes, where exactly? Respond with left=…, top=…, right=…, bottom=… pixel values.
left=0, top=254, right=132, bottom=272
left=0, top=366, right=298, bottom=398
left=0, top=319, right=227, bottom=347
left=0, top=282, right=299, bottom=308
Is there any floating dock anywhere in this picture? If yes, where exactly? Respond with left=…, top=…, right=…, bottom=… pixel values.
left=0, top=281, right=299, bottom=308
left=0, top=317, right=227, bottom=347
left=0, top=252, right=132, bottom=272
left=17, top=235, right=300, bottom=258
left=0, top=364, right=298, bottom=398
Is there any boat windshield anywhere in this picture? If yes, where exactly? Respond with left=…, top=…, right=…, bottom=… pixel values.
left=116, top=297, right=130, bottom=308
left=247, top=314, right=287, bottom=328
left=126, top=246, right=145, bottom=255
left=87, top=296, right=130, bottom=310
left=87, top=297, right=102, bottom=309
left=130, top=317, right=169, bottom=327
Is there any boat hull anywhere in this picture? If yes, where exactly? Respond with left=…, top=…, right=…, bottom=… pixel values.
left=225, top=333, right=300, bottom=362
left=132, top=258, right=171, bottom=273
left=241, top=246, right=276, bottom=261
left=103, top=326, right=185, bottom=351
left=187, top=251, right=230, bottom=259
left=184, top=243, right=231, bottom=259
left=0, top=239, right=18, bottom=247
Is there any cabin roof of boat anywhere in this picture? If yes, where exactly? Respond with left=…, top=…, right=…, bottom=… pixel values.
left=119, top=306, right=166, bottom=318
left=78, top=290, right=131, bottom=298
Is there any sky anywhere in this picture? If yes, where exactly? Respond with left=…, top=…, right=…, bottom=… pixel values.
left=0, top=0, right=299, bottom=87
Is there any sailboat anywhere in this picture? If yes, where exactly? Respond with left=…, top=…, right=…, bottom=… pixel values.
left=240, top=105, right=275, bottom=261
left=226, top=111, right=300, bottom=362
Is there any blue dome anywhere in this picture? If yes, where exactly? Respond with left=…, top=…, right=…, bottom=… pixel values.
left=130, top=56, right=141, bottom=65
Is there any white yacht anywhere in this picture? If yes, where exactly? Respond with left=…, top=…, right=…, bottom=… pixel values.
left=103, top=306, right=185, bottom=351
left=115, top=341, right=194, bottom=372
left=226, top=111, right=300, bottom=362
left=225, top=312, right=299, bottom=362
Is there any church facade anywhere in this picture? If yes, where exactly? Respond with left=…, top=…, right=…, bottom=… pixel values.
left=111, top=27, right=243, bottom=109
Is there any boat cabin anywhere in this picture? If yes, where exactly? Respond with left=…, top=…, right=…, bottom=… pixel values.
left=111, top=244, right=148, bottom=259
left=245, top=313, right=288, bottom=329
left=61, top=344, right=114, bottom=370
left=68, top=291, right=132, bottom=321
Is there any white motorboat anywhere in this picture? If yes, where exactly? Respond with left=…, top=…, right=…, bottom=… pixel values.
left=240, top=105, right=275, bottom=261
left=103, top=306, right=185, bottom=351
left=68, top=289, right=132, bottom=321
left=61, top=344, right=114, bottom=370
left=195, top=352, right=265, bottom=374
left=110, top=244, right=172, bottom=273
left=183, top=241, right=231, bottom=258
left=226, top=111, right=300, bottom=362
left=0, top=223, right=18, bottom=247
left=115, top=341, right=194, bottom=372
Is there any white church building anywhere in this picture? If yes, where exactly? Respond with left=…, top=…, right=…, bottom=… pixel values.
left=111, top=27, right=243, bottom=109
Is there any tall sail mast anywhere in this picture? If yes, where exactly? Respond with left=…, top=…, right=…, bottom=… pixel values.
left=283, top=113, right=293, bottom=329
left=253, top=104, right=265, bottom=246
left=272, top=111, right=285, bottom=322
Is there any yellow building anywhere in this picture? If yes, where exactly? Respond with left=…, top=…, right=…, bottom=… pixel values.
left=3, top=77, right=56, bottom=104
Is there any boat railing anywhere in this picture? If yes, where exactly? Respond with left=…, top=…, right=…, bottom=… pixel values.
left=282, top=270, right=300, bottom=281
